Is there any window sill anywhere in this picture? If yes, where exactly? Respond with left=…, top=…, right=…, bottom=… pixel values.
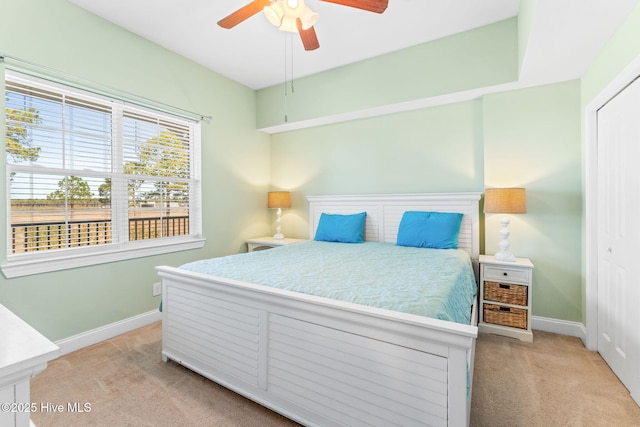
left=1, top=237, right=206, bottom=278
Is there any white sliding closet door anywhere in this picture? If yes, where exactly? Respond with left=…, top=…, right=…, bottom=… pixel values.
left=597, top=76, right=640, bottom=405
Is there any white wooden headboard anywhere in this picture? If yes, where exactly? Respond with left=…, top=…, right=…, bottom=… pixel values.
left=306, top=192, right=482, bottom=262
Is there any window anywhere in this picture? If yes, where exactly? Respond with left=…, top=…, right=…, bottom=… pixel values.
left=3, top=71, right=203, bottom=277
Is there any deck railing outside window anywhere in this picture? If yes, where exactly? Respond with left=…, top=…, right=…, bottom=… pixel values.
left=11, top=216, right=189, bottom=253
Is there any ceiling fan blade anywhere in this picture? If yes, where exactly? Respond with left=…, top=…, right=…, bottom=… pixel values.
left=296, top=18, right=320, bottom=51
left=217, top=0, right=272, bottom=29
left=321, top=0, right=388, bottom=14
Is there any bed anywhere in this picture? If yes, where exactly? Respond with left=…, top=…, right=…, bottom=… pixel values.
left=156, top=192, right=481, bottom=426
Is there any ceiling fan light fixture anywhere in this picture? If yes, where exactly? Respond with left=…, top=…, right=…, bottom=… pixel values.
left=264, top=0, right=317, bottom=33
left=282, top=0, right=305, bottom=18
left=263, top=3, right=284, bottom=27
left=279, top=16, right=297, bottom=32
left=218, top=0, right=388, bottom=50
left=298, top=6, right=319, bottom=30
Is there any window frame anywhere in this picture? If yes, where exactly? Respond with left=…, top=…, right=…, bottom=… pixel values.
left=2, top=70, right=204, bottom=278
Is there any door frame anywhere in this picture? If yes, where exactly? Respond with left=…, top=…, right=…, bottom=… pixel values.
left=585, top=53, right=640, bottom=351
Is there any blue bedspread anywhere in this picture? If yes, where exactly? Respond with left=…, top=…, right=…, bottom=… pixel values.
left=179, top=240, right=477, bottom=324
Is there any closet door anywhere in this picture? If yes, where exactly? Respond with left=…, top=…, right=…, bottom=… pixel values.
left=597, top=76, right=640, bottom=405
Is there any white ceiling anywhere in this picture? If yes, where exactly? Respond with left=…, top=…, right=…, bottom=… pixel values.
left=67, top=0, right=639, bottom=90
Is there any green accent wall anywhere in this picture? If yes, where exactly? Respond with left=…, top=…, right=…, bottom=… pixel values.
left=0, top=0, right=271, bottom=341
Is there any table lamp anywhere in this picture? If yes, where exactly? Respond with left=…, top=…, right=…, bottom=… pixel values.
left=484, top=188, right=526, bottom=262
left=268, top=191, right=291, bottom=239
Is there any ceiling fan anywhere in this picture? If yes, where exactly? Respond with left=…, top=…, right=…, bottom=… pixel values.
left=217, top=0, right=389, bottom=51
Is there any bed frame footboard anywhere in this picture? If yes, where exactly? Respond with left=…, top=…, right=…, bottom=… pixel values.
left=158, top=266, right=477, bottom=427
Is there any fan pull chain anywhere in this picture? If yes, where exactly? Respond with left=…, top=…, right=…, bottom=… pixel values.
left=290, top=32, right=295, bottom=94
left=283, top=32, right=288, bottom=123
left=283, top=32, right=296, bottom=123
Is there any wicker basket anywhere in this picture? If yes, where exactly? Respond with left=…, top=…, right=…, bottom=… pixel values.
left=483, top=304, right=527, bottom=329
left=484, top=281, right=528, bottom=306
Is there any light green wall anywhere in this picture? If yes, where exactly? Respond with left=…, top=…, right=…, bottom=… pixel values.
left=261, top=16, right=583, bottom=324
left=271, top=80, right=582, bottom=322
left=483, top=81, right=582, bottom=322
left=257, top=18, right=518, bottom=129
left=0, top=0, right=270, bottom=341
left=270, top=99, right=486, bottom=239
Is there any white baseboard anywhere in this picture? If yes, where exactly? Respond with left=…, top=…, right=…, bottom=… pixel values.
left=54, top=309, right=162, bottom=356
left=532, top=315, right=588, bottom=346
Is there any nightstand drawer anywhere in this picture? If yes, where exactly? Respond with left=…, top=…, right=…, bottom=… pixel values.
left=483, top=265, right=529, bottom=283
left=484, top=281, right=528, bottom=306
left=483, top=304, right=528, bottom=329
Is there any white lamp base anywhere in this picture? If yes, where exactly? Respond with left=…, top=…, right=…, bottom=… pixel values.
left=494, top=251, right=516, bottom=262
left=273, top=207, right=285, bottom=240
left=494, top=216, right=516, bottom=262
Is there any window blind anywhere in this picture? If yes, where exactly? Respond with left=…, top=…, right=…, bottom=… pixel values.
left=5, top=71, right=201, bottom=256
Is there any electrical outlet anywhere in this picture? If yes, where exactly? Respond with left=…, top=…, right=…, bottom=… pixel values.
left=152, top=282, right=162, bottom=297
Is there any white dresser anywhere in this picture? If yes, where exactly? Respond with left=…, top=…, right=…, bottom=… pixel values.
left=0, top=305, right=59, bottom=427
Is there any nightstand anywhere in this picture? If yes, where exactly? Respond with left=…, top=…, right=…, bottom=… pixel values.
left=478, top=254, right=534, bottom=342
left=246, top=236, right=306, bottom=252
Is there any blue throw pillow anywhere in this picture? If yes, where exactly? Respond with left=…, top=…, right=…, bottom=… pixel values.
left=314, top=212, right=366, bottom=243
left=396, top=211, right=463, bottom=249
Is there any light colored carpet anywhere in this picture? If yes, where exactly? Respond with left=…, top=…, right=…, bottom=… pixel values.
left=31, top=322, right=298, bottom=427
left=30, top=322, right=640, bottom=426
left=471, top=331, right=640, bottom=427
